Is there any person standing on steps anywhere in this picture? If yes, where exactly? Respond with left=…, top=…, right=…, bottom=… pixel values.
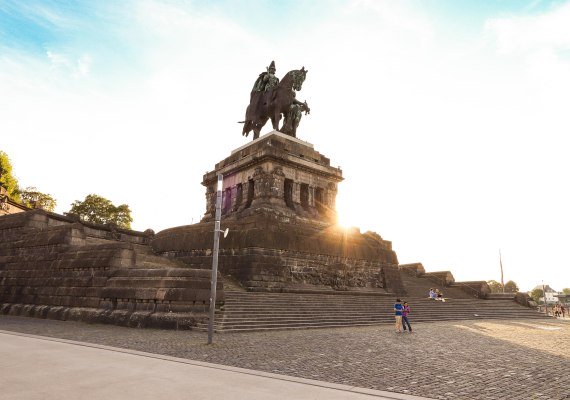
left=394, top=298, right=403, bottom=333
left=402, top=301, right=412, bottom=333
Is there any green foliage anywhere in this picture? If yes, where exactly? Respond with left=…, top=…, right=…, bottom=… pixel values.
left=487, top=280, right=504, bottom=293
left=0, top=150, right=21, bottom=202
left=68, top=194, right=133, bottom=229
left=504, top=280, right=519, bottom=293
left=20, top=187, right=57, bottom=212
left=530, top=288, right=544, bottom=304
left=563, top=288, right=570, bottom=295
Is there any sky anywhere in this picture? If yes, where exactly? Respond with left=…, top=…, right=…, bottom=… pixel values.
left=1, top=0, right=569, bottom=292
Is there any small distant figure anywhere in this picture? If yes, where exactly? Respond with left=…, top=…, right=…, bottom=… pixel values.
left=394, top=298, right=403, bottom=333
left=402, top=301, right=412, bottom=333
left=561, top=304, right=566, bottom=318
left=436, top=289, right=446, bottom=302
left=428, top=288, right=437, bottom=300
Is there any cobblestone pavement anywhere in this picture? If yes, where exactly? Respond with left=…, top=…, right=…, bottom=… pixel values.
left=1, top=316, right=568, bottom=400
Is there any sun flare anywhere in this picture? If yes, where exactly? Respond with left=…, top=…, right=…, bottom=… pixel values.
left=335, top=189, right=357, bottom=229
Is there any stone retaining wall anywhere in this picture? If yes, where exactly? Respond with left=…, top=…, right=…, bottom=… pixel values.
left=0, top=210, right=222, bottom=329
left=152, top=212, right=404, bottom=294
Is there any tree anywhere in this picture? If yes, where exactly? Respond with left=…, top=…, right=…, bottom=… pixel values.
left=20, top=187, right=57, bottom=212
left=530, top=288, right=544, bottom=304
left=487, top=280, right=503, bottom=293
left=67, top=194, right=133, bottom=229
left=504, top=280, right=519, bottom=293
left=563, top=288, right=570, bottom=295
left=0, top=150, right=21, bottom=202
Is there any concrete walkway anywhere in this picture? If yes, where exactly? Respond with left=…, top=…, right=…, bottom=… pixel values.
left=0, top=330, right=432, bottom=400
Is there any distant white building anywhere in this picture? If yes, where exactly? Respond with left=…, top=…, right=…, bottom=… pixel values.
left=531, top=284, right=559, bottom=304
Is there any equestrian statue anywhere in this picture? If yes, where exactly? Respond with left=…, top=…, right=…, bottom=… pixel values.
left=240, top=61, right=310, bottom=140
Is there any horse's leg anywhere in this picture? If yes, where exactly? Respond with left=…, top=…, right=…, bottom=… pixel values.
left=253, top=117, right=268, bottom=140
left=271, top=106, right=281, bottom=131
left=281, top=114, right=291, bottom=135
left=242, top=120, right=251, bottom=137
left=291, top=108, right=302, bottom=138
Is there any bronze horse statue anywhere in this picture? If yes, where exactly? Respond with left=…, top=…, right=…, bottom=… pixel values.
left=241, top=67, right=310, bottom=140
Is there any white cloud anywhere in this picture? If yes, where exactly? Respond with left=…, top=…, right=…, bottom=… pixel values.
left=485, top=2, right=570, bottom=54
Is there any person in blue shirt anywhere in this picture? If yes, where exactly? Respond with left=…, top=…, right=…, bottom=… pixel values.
left=394, top=298, right=403, bottom=333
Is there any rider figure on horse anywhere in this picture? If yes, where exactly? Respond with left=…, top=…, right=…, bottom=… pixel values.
left=242, top=61, right=309, bottom=140
left=252, top=61, right=279, bottom=93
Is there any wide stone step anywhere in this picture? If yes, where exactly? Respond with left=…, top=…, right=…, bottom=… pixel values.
left=198, top=314, right=550, bottom=333
left=217, top=309, right=545, bottom=320
left=134, top=252, right=190, bottom=269
left=214, top=312, right=550, bottom=326
left=223, top=298, right=521, bottom=304
left=222, top=299, right=490, bottom=306
left=217, top=310, right=544, bottom=320
left=223, top=303, right=525, bottom=310
left=219, top=308, right=538, bottom=317
left=224, top=293, right=497, bottom=301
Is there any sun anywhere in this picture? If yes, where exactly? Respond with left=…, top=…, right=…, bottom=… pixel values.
left=334, top=184, right=372, bottom=231
left=335, top=189, right=357, bottom=229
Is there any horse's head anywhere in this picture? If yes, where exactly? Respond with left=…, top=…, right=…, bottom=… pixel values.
left=280, top=67, right=308, bottom=92
left=292, top=67, right=308, bottom=91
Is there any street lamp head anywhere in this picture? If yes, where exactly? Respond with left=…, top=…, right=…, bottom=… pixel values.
left=216, top=228, right=229, bottom=238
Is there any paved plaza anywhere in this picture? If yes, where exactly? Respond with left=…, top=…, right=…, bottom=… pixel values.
left=0, top=316, right=568, bottom=400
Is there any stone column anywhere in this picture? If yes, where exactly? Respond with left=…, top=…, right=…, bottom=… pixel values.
left=327, top=182, right=337, bottom=210
left=202, top=184, right=216, bottom=221
left=308, top=186, right=315, bottom=208
left=293, top=182, right=301, bottom=205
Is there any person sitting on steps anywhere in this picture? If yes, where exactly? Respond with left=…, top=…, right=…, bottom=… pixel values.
left=435, top=288, right=446, bottom=302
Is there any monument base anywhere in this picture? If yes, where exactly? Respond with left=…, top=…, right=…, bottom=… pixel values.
left=151, top=211, right=402, bottom=294
left=152, top=132, right=404, bottom=295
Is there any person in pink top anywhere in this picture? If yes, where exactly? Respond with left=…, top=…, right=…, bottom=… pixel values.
left=402, top=301, right=412, bottom=333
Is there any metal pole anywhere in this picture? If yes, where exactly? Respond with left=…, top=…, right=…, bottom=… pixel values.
left=542, top=281, right=547, bottom=316
left=208, top=174, right=223, bottom=344
left=499, top=250, right=505, bottom=293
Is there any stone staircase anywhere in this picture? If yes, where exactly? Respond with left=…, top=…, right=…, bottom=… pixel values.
left=398, top=269, right=477, bottom=299
left=198, top=288, right=550, bottom=333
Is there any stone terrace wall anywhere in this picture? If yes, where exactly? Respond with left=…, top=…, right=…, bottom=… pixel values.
left=0, top=210, right=223, bottom=329
left=152, top=212, right=404, bottom=295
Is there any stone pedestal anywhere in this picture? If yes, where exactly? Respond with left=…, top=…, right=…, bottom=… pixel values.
left=152, top=131, right=404, bottom=294
left=202, top=131, right=342, bottom=223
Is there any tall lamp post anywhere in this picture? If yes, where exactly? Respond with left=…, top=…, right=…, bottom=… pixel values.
left=542, top=280, right=547, bottom=316
left=208, top=174, right=223, bottom=344
left=499, top=250, right=505, bottom=293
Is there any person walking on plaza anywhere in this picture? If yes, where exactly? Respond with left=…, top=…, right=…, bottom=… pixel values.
left=402, top=301, right=412, bottom=333
left=394, top=298, right=403, bottom=333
